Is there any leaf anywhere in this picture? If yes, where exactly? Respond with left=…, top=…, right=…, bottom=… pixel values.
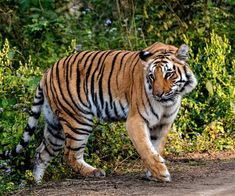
left=206, top=80, right=214, bottom=96
left=230, top=101, right=235, bottom=114
left=143, top=5, right=149, bottom=19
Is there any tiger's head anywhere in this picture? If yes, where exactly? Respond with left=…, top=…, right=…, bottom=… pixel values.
left=139, top=44, right=197, bottom=102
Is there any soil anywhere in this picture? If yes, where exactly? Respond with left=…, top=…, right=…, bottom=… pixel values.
left=12, top=151, right=235, bottom=196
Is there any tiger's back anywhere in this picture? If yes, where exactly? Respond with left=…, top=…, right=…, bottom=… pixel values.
left=44, top=50, right=139, bottom=122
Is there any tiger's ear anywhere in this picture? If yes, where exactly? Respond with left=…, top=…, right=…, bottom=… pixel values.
left=139, top=51, right=154, bottom=68
left=139, top=51, right=153, bottom=62
left=176, top=44, right=189, bottom=61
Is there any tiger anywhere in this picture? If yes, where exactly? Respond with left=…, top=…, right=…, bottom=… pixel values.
left=0, top=42, right=197, bottom=183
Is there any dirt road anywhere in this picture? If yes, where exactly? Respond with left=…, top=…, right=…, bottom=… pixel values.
left=13, top=152, right=235, bottom=196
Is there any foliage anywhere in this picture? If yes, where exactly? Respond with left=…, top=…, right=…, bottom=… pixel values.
left=0, top=39, right=41, bottom=146
left=0, top=39, right=42, bottom=195
left=167, top=32, right=235, bottom=154
left=0, top=0, right=235, bottom=194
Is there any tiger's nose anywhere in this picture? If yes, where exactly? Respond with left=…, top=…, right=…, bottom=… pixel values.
left=154, top=91, right=164, bottom=97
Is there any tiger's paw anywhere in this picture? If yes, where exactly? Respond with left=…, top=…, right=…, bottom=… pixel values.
left=82, top=168, right=106, bottom=177
left=92, top=168, right=106, bottom=177
left=145, top=169, right=171, bottom=182
left=146, top=155, right=171, bottom=182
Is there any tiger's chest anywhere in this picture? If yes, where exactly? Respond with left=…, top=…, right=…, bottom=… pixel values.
left=137, top=97, right=181, bottom=128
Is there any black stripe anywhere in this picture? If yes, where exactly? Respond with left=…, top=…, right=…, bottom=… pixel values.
left=47, top=65, right=58, bottom=110
left=104, top=101, right=111, bottom=119
left=66, top=144, right=85, bottom=151
left=19, top=140, right=28, bottom=148
left=129, top=53, right=141, bottom=104
left=76, top=51, right=92, bottom=109
left=53, top=94, right=90, bottom=128
left=97, top=51, right=114, bottom=109
left=178, top=66, right=189, bottom=93
left=50, top=61, right=64, bottom=107
left=119, top=101, right=127, bottom=117
left=38, top=90, right=43, bottom=96
left=163, top=106, right=179, bottom=118
left=38, top=84, right=43, bottom=91
left=144, top=88, right=159, bottom=119
left=126, top=52, right=139, bottom=77
left=65, top=54, right=76, bottom=80
left=29, top=111, right=41, bottom=119
left=177, top=66, right=182, bottom=79
left=140, top=87, right=149, bottom=116
left=150, top=135, right=157, bottom=140
left=45, top=138, right=63, bottom=153
left=94, top=92, right=102, bottom=117
left=43, top=143, right=54, bottom=156
left=43, top=140, right=54, bottom=155
left=161, top=60, right=168, bottom=64
left=35, top=94, right=43, bottom=99
left=47, top=127, right=65, bottom=141
left=52, top=147, right=62, bottom=152
left=25, top=124, right=36, bottom=136
left=62, top=54, right=73, bottom=69
left=48, top=137, right=64, bottom=147
left=85, top=51, right=101, bottom=96
left=113, top=102, right=119, bottom=118
left=32, top=99, right=44, bottom=106
left=65, top=133, right=84, bottom=141
left=90, top=51, right=108, bottom=113
left=46, top=119, right=61, bottom=130
left=151, top=124, right=167, bottom=131
left=107, top=51, right=123, bottom=107
left=160, top=97, right=175, bottom=103
left=116, top=51, right=130, bottom=90
left=73, top=129, right=91, bottom=135
left=62, top=121, right=92, bottom=136
left=69, top=52, right=82, bottom=79
left=136, top=103, right=149, bottom=126
left=82, top=51, right=98, bottom=96
left=64, top=54, right=80, bottom=113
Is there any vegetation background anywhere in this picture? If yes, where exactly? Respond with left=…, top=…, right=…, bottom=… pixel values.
left=0, top=0, right=234, bottom=194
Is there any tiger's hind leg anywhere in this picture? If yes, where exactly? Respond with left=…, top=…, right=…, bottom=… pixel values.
left=61, top=119, right=105, bottom=177
left=33, top=123, right=65, bottom=183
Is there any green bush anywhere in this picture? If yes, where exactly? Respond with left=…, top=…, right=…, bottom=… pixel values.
left=167, top=32, right=235, bottom=154
left=0, top=39, right=42, bottom=195
left=0, top=39, right=42, bottom=147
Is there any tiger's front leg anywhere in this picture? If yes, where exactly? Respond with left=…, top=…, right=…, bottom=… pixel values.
left=146, top=124, right=172, bottom=179
left=126, top=114, right=171, bottom=182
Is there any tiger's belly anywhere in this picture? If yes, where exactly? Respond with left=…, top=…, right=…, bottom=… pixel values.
left=90, top=97, right=129, bottom=121
left=88, top=93, right=180, bottom=126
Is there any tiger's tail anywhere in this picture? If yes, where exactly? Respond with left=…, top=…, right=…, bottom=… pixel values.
left=0, top=80, right=44, bottom=159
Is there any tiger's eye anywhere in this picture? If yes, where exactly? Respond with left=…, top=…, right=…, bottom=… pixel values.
left=165, top=71, right=174, bottom=78
left=148, top=73, right=154, bottom=80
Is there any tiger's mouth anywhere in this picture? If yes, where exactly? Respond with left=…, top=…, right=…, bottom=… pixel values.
left=153, top=91, right=179, bottom=102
